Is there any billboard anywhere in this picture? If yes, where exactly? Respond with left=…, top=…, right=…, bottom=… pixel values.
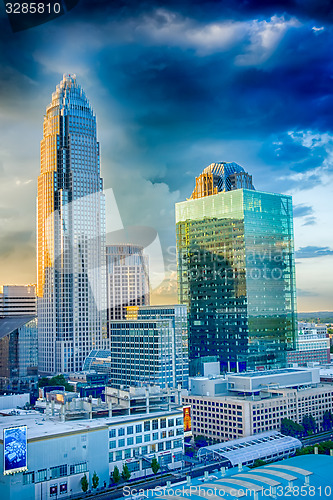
left=3, top=426, right=27, bottom=475
left=183, top=406, right=192, bottom=437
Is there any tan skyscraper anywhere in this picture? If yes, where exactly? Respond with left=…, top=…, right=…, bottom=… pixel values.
left=37, top=74, right=106, bottom=375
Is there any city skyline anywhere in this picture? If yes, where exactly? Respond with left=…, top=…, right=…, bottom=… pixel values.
left=0, top=1, right=332, bottom=311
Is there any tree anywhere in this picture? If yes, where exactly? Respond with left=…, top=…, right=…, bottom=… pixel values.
left=194, top=435, right=209, bottom=448
left=251, top=459, right=267, bottom=468
left=92, top=471, right=99, bottom=489
left=281, top=418, right=304, bottom=437
left=121, top=463, right=131, bottom=481
left=302, top=414, right=316, bottom=435
left=38, top=374, right=74, bottom=392
left=151, top=455, right=160, bottom=475
left=80, top=474, right=89, bottom=493
left=323, top=411, right=333, bottom=431
left=112, top=466, right=121, bottom=484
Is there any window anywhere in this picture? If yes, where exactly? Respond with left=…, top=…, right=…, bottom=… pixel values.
left=166, top=441, right=172, bottom=450
left=136, top=435, right=142, bottom=444
left=23, top=471, right=34, bottom=485
left=127, top=426, right=134, bottom=435
left=168, top=418, right=174, bottom=427
left=115, top=451, right=122, bottom=461
left=127, top=437, right=134, bottom=446
left=176, top=428, right=184, bottom=436
left=161, top=431, right=167, bottom=439
left=153, top=432, right=159, bottom=440
left=127, top=461, right=140, bottom=472
left=160, top=418, right=166, bottom=428
left=141, top=446, right=148, bottom=455
left=109, top=452, right=114, bottom=463
left=109, top=429, right=116, bottom=438
left=69, top=463, right=87, bottom=475
left=124, top=449, right=131, bottom=459
left=118, top=428, right=125, bottom=436
left=118, top=439, right=125, bottom=447
left=152, top=419, right=158, bottom=430
left=144, top=434, right=151, bottom=442
left=176, top=417, right=182, bottom=426
left=36, top=469, right=47, bottom=482
left=50, top=465, right=67, bottom=479
left=136, top=424, right=142, bottom=433
left=109, top=440, right=116, bottom=449
left=144, top=421, right=150, bottom=432
left=158, top=442, right=164, bottom=451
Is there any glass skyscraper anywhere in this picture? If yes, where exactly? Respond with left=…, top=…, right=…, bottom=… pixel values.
left=84, top=305, right=189, bottom=389
left=37, top=74, right=106, bottom=375
left=106, top=244, right=150, bottom=322
left=176, top=162, right=297, bottom=372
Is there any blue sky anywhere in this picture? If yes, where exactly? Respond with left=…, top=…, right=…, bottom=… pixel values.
left=0, top=0, right=332, bottom=311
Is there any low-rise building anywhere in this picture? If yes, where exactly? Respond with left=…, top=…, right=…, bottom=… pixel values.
left=183, top=367, right=333, bottom=441
left=0, top=406, right=185, bottom=499
left=287, top=322, right=330, bottom=366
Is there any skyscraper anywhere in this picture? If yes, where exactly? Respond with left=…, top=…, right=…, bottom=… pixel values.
left=106, top=244, right=150, bottom=322
left=37, top=74, right=106, bottom=375
left=176, top=162, right=297, bottom=373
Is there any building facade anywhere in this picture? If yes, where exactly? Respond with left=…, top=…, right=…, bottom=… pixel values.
left=37, top=74, right=106, bottom=375
left=287, top=323, right=330, bottom=366
left=0, top=317, right=38, bottom=391
left=0, top=408, right=185, bottom=499
left=106, top=244, right=149, bottom=322
left=176, top=162, right=297, bottom=372
left=0, top=285, right=36, bottom=317
left=183, top=368, right=333, bottom=442
left=85, top=305, right=189, bottom=389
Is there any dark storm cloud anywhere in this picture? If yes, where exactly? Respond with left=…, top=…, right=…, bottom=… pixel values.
left=296, top=246, right=333, bottom=258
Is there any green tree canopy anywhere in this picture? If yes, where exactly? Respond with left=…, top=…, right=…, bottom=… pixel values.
left=151, top=455, right=160, bottom=475
left=121, top=463, right=131, bottom=481
left=92, top=471, right=99, bottom=489
left=80, top=474, right=89, bottom=493
left=112, top=465, right=121, bottom=484
left=281, top=418, right=304, bottom=437
left=302, top=414, right=316, bottom=435
left=38, top=374, right=74, bottom=392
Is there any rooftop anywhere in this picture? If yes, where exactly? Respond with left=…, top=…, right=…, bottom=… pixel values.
left=149, top=455, right=333, bottom=500
left=0, top=407, right=183, bottom=443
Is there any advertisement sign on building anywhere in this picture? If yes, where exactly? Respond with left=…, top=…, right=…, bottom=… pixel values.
left=183, top=406, right=192, bottom=437
left=3, top=426, right=27, bottom=475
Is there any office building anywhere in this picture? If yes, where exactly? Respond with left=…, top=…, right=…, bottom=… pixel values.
left=287, top=322, right=330, bottom=366
left=0, top=285, right=37, bottom=391
left=85, top=305, right=189, bottom=389
left=176, top=161, right=297, bottom=372
left=0, top=316, right=38, bottom=391
left=37, top=74, right=106, bottom=375
left=0, top=285, right=36, bottom=317
left=183, top=367, right=333, bottom=441
left=106, top=244, right=149, bottom=322
left=0, top=406, right=185, bottom=499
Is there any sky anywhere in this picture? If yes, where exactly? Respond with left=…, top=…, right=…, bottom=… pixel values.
left=0, top=0, right=332, bottom=312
